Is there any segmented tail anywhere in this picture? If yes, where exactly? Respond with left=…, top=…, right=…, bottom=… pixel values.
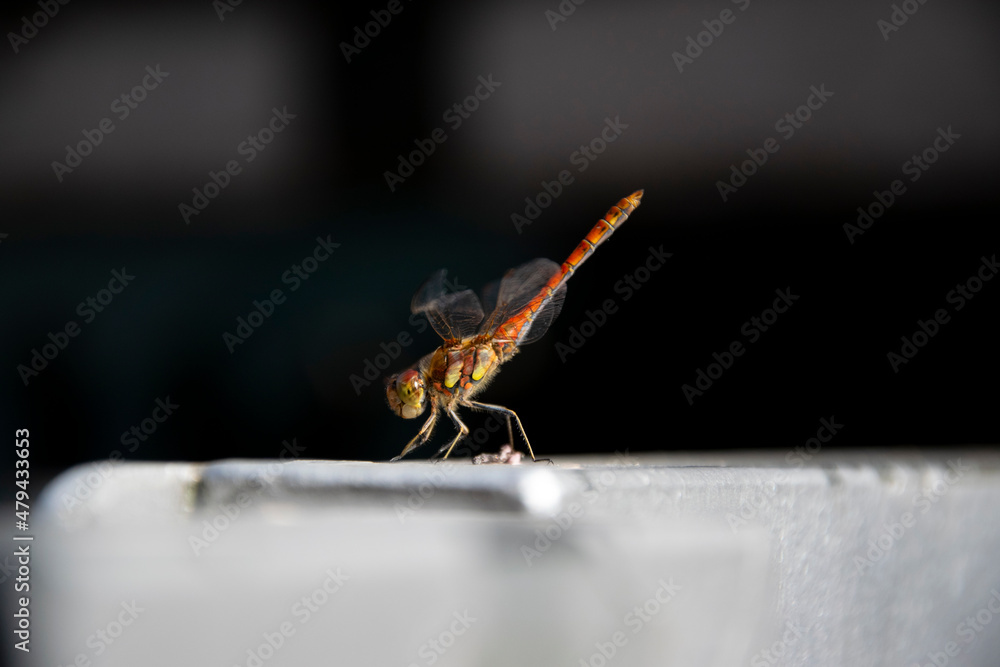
left=557, top=189, right=643, bottom=283
left=501, top=190, right=644, bottom=345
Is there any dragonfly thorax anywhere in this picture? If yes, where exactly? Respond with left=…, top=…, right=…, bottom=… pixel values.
left=425, top=339, right=518, bottom=399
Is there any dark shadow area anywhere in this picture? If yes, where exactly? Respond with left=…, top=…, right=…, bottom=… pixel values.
left=1, top=0, right=998, bottom=492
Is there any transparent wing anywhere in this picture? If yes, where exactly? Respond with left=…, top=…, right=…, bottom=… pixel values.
left=479, top=278, right=501, bottom=325
left=479, top=258, right=566, bottom=344
left=411, top=269, right=485, bottom=341
left=517, top=282, right=567, bottom=345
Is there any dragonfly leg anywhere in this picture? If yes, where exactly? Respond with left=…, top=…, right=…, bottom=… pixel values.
left=436, top=405, right=470, bottom=460
left=432, top=412, right=512, bottom=460
left=391, top=401, right=439, bottom=461
left=464, top=401, right=551, bottom=463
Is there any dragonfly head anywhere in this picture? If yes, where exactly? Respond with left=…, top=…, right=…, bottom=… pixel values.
left=386, top=369, right=427, bottom=419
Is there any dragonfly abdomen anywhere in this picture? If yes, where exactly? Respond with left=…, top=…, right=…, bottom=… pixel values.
left=503, top=190, right=644, bottom=345
left=560, top=190, right=643, bottom=280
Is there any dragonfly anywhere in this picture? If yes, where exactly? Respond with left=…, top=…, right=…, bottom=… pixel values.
left=386, top=190, right=644, bottom=462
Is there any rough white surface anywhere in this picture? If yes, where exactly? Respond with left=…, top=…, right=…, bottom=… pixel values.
left=21, top=451, right=1000, bottom=667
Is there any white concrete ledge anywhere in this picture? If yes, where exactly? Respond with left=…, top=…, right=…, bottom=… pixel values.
left=24, top=451, right=1000, bottom=667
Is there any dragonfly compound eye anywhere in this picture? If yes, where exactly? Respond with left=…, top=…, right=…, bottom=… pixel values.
left=386, top=369, right=427, bottom=419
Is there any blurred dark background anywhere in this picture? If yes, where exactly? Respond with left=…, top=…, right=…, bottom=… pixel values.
left=1, top=0, right=998, bottom=489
